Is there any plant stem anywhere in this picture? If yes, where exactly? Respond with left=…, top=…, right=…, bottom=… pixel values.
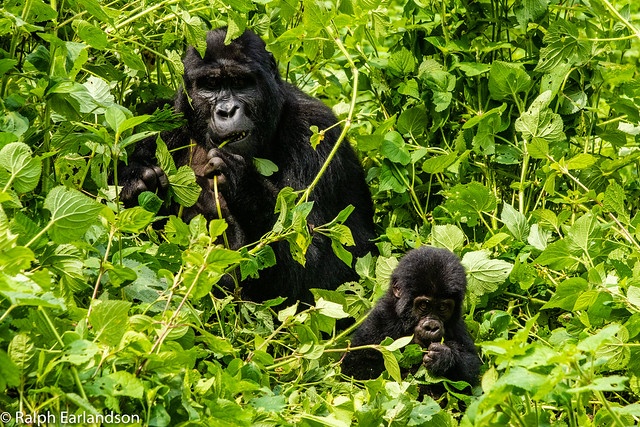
left=598, top=0, right=640, bottom=41
left=300, top=25, right=358, bottom=204
left=38, top=307, right=87, bottom=400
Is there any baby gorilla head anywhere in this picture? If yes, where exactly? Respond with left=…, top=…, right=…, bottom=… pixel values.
left=390, top=246, right=467, bottom=343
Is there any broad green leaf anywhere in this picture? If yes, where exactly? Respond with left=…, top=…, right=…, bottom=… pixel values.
left=117, top=206, right=155, bottom=233
left=388, top=48, right=416, bottom=76
left=422, top=152, right=458, bottom=174
left=527, top=224, right=550, bottom=251
left=60, top=339, right=100, bottom=365
left=104, top=105, right=128, bottom=134
left=527, top=138, right=549, bottom=159
left=515, top=91, right=565, bottom=144
left=384, top=335, right=414, bottom=352
left=488, top=61, right=533, bottom=101
left=442, top=182, right=497, bottom=227
left=381, top=131, right=411, bottom=165
left=379, top=347, right=402, bottom=382
left=566, top=213, right=600, bottom=259
left=462, top=250, right=513, bottom=299
left=535, top=19, right=591, bottom=72
left=565, top=153, right=596, bottom=170
left=501, top=203, right=530, bottom=242
left=253, top=157, right=279, bottom=176
left=0, top=273, right=65, bottom=309
left=542, top=278, right=588, bottom=310
left=43, top=186, right=103, bottom=243
left=604, top=181, right=628, bottom=223
left=74, top=20, right=108, bottom=49
left=577, top=324, right=621, bottom=352
left=8, top=333, right=34, bottom=371
left=431, top=224, right=465, bottom=252
left=169, top=166, right=201, bottom=207
left=119, top=115, right=151, bottom=134
left=514, top=0, right=549, bottom=26
left=535, top=240, right=580, bottom=270
left=0, top=142, right=42, bottom=193
left=378, top=161, right=408, bottom=193
left=397, top=107, right=427, bottom=138
left=0, top=351, right=20, bottom=390
left=316, top=298, right=349, bottom=319
left=88, top=300, right=131, bottom=346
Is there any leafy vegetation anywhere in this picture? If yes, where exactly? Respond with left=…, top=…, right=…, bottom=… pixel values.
left=1, top=0, right=640, bottom=425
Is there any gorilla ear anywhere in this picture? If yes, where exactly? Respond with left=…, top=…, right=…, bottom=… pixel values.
left=392, top=280, right=402, bottom=298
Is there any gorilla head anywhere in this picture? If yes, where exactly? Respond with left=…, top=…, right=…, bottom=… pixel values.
left=390, top=247, right=466, bottom=346
left=177, top=29, right=285, bottom=158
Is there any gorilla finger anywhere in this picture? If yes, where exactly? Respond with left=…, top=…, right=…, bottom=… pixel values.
left=153, top=166, right=169, bottom=189
left=205, top=155, right=227, bottom=177
left=140, top=168, right=160, bottom=192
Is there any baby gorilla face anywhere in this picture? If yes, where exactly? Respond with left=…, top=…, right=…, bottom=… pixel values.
left=412, top=296, right=455, bottom=346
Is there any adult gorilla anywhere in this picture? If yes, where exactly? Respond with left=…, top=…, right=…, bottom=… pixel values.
left=120, top=28, right=376, bottom=304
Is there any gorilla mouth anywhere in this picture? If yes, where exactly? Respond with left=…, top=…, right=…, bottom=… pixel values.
left=219, top=131, right=250, bottom=147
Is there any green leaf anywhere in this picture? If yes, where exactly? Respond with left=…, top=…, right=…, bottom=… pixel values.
left=379, top=347, right=402, bottom=382
left=488, top=61, right=533, bottom=101
left=316, top=298, right=349, bottom=319
left=119, top=115, right=151, bottom=134
left=60, top=339, right=100, bottom=365
left=535, top=19, right=591, bottom=73
left=117, top=206, right=155, bottom=233
left=169, top=166, right=201, bottom=207
left=565, top=153, right=596, bottom=170
left=430, top=224, right=465, bottom=252
left=422, top=152, right=458, bottom=174
left=535, top=239, right=580, bottom=270
left=104, top=105, right=128, bottom=134
left=462, top=250, right=513, bottom=299
left=542, top=278, right=588, bottom=310
left=8, top=333, right=34, bottom=371
left=74, top=20, right=108, bottom=49
left=514, top=0, right=549, bottom=26
left=442, top=182, right=497, bottom=227
left=397, top=106, right=427, bottom=137
left=88, top=300, right=132, bottom=346
left=384, top=335, right=414, bottom=352
left=501, top=202, right=530, bottom=242
left=43, top=186, right=103, bottom=243
left=0, top=142, right=42, bottom=193
left=603, top=181, right=628, bottom=223
left=253, top=157, right=279, bottom=176
left=515, top=91, right=565, bottom=144
left=381, top=131, right=411, bottom=165
left=0, top=351, right=20, bottom=390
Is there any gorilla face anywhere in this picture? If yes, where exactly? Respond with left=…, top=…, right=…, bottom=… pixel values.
left=178, top=30, right=284, bottom=158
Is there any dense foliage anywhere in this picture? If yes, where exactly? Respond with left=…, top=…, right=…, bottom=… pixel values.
left=1, top=0, right=640, bottom=425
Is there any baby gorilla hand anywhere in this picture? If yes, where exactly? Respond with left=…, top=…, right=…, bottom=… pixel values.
left=120, top=164, right=169, bottom=207
left=423, top=342, right=455, bottom=377
left=203, top=148, right=247, bottom=199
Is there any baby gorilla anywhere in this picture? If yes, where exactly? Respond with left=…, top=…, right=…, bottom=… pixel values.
left=342, top=246, right=481, bottom=388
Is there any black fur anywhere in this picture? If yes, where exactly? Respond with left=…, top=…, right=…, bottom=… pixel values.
left=119, top=28, right=376, bottom=304
left=342, top=247, right=480, bottom=389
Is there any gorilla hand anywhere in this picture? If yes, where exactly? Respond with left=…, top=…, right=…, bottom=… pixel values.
left=120, top=163, right=169, bottom=207
left=423, top=342, right=455, bottom=377
left=203, top=148, right=248, bottom=200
